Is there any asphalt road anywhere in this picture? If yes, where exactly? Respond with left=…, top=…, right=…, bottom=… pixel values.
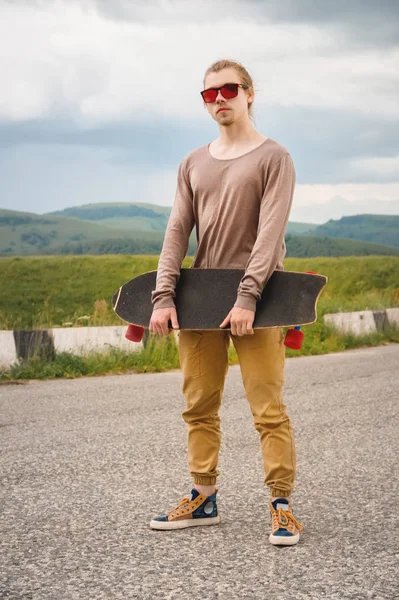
left=1, top=344, right=398, bottom=600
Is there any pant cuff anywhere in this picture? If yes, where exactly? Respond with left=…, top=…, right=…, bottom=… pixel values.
left=270, top=488, right=291, bottom=498
left=193, top=475, right=217, bottom=485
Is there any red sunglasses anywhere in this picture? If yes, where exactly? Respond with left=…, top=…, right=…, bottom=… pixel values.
left=200, top=82, right=249, bottom=104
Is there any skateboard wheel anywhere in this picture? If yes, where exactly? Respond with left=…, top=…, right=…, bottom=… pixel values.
left=284, top=328, right=304, bottom=350
left=306, top=271, right=317, bottom=275
left=125, top=324, right=145, bottom=342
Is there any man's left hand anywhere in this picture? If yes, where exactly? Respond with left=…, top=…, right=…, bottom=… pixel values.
left=220, top=307, right=255, bottom=336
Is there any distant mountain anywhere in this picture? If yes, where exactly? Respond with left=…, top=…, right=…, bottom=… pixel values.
left=47, top=202, right=171, bottom=232
left=0, top=209, right=165, bottom=256
left=1, top=206, right=398, bottom=258
left=48, top=202, right=318, bottom=235
left=286, top=222, right=318, bottom=235
left=301, top=215, right=399, bottom=247
left=285, top=234, right=399, bottom=258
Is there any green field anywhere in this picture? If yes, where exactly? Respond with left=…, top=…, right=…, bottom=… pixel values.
left=0, top=255, right=398, bottom=380
left=0, top=255, right=398, bottom=330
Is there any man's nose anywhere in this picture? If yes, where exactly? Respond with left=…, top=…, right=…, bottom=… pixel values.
left=215, top=90, right=225, bottom=102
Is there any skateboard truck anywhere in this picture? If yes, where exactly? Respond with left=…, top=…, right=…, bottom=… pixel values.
left=283, top=271, right=318, bottom=350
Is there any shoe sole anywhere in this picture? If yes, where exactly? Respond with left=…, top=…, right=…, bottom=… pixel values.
left=269, top=532, right=300, bottom=546
left=150, top=515, right=221, bottom=530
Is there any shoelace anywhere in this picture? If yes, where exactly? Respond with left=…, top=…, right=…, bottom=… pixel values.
left=168, top=496, right=190, bottom=516
left=270, top=505, right=304, bottom=532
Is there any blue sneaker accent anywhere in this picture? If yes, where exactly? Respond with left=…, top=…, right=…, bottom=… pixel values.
left=150, top=489, right=220, bottom=530
left=271, top=498, right=289, bottom=510
left=271, top=498, right=293, bottom=536
left=269, top=498, right=304, bottom=545
left=273, top=528, right=294, bottom=537
left=191, top=490, right=218, bottom=519
left=152, top=515, right=168, bottom=522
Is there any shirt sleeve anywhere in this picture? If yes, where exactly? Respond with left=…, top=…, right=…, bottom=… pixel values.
left=151, top=159, right=195, bottom=309
left=234, top=152, right=296, bottom=312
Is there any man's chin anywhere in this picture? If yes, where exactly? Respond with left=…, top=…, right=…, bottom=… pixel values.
left=216, top=113, right=234, bottom=125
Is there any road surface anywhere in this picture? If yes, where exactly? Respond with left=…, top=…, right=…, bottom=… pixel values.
left=1, top=344, right=398, bottom=599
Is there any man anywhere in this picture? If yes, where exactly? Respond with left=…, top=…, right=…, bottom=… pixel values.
left=148, top=59, right=304, bottom=545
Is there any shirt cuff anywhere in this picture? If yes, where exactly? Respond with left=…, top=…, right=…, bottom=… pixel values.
left=152, top=296, right=176, bottom=310
left=234, top=294, right=257, bottom=312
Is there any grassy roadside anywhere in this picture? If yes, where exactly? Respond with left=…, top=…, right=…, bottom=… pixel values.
left=0, top=255, right=398, bottom=329
left=0, top=255, right=398, bottom=381
left=1, top=324, right=398, bottom=382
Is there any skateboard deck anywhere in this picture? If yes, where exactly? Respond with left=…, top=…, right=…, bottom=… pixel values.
left=113, top=269, right=327, bottom=330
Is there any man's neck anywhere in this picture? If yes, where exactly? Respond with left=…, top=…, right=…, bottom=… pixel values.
left=217, top=120, right=261, bottom=147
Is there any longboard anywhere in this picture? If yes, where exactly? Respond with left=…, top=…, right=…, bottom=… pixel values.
left=113, top=269, right=327, bottom=331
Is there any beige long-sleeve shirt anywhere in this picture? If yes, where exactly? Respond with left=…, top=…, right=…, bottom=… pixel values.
left=151, top=137, right=296, bottom=312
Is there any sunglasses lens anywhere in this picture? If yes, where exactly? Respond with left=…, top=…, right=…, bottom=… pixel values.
left=201, top=89, right=217, bottom=103
left=201, top=83, right=241, bottom=103
left=221, top=84, right=239, bottom=99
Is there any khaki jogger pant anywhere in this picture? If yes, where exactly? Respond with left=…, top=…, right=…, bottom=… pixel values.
left=178, top=327, right=296, bottom=498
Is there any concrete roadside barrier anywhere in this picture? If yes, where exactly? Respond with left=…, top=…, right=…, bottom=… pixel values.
left=52, top=326, right=142, bottom=355
left=387, top=308, right=399, bottom=327
left=0, top=326, right=142, bottom=370
left=14, top=330, right=55, bottom=361
left=324, top=309, right=397, bottom=335
left=0, top=331, right=18, bottom=369
left=1, top=311, right=397, bottom=372
left=324, top=311, right=377, bottom=335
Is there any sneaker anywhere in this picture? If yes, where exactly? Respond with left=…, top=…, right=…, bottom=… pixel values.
left=149, top=488, right=220, bottom=530
left=269, top=498, right=304, bottom=546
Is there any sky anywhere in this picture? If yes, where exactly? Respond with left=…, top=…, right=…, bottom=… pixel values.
left=0, top=0, right=398, bottom=223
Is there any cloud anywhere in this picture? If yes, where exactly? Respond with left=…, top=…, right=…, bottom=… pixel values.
left=2, top=104, right=397, bottom=184
left=348, top=156, right=399, bottom=181
left=91, top=0, right=399, bottom=51
left=0, top=0, right=397, bottom=217
left=0, top=0, right=398, bottom=125
left=291, top=177, right=399, bottom=223
left=295, top=185, right=399, bottom=206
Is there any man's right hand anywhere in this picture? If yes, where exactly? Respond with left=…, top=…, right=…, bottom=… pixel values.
left=149, top=307, right=179, bottom=337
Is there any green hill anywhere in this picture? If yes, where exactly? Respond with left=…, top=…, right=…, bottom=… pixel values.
left=286, top=221, right=318, bottom=234
left=0, top=209, right=166, bottom=256
left=49, top=202, right=319, bottom=235
left=47, top=202, right=171, bottom=232
left=1, top=206, right=398, bottom=258
left=302, top=215, right=399, bottom=247
left=285, top=234, right=399, bottom=257
left=46, top=205, right=399, bottom=246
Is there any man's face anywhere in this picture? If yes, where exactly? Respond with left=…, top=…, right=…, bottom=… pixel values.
left=203, top=67, right=253, bottom=126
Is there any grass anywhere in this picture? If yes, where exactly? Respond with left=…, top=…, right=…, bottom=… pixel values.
left=0, top=255, right=398, bottom=330
left=0, top=255, right=165, bottom=330
left=1, top=324, right=398, bottom=382
left=0, top=335, right=180, bottom=381
left=0, top=254, right=398, bottom=381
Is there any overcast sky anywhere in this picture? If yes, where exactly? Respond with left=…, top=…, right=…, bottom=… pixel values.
left=0, top=0, right=398, bottom=223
